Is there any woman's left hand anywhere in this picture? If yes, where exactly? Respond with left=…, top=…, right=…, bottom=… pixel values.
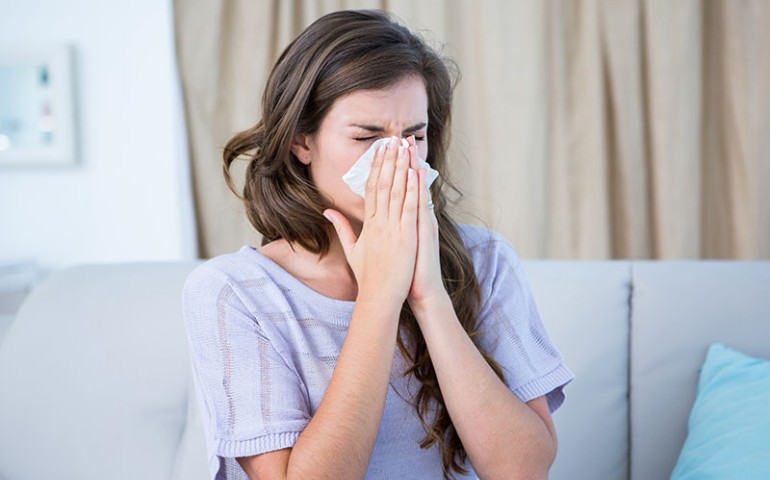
left=405, top=136, right=447, bottom=311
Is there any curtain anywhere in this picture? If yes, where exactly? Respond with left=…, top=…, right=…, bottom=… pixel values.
left=174, top=0, right=770, bottom=259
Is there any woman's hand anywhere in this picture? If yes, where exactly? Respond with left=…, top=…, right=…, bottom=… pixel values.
left=404, top=136, right=447, bottom=311
left=324, top=137, right=419, bottom=304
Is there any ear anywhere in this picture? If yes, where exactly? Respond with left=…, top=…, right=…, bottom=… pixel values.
left=290, top=133, right=313, bottom=165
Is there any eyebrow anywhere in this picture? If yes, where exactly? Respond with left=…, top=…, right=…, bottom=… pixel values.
left=349, top=122, right=427, bottom=132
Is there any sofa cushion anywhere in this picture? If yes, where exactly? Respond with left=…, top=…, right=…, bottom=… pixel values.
left=171, top=370, right=210, bottom=480
left=0, top=263, right=204, bottom=480
left=671, top=343, right=770, bottom=479
left=524, top=261, right=631, bottom=480
left=630, top=261, right=770, bottom=480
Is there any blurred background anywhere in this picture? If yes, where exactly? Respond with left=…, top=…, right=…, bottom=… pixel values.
left=1, top=0, right=769, bottom=318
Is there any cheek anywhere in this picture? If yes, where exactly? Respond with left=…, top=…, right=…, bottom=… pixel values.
left=315, top=143, right=359, bottom=177
left=338, top=147, right=368, bottom=180
left=311, top=144, right=365, bottom=196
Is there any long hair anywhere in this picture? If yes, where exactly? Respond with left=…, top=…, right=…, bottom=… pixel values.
left=222, top=10, right=505, bottom=478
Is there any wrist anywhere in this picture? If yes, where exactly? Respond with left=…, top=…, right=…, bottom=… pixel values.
left=355, top=290, right=406, bottom=317
left=407, top=289, right=452, bottom=319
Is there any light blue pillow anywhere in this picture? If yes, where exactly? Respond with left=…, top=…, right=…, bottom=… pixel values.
left=670, top=343, right=770, bottom=480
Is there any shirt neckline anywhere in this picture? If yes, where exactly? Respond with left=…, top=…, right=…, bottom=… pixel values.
left=240, top=245, right=357, bottom=311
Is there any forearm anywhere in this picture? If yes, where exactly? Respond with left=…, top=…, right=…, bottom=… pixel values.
left=412, top=294, right=555, bottom=480
left=286, top=296, right=401, bottom=480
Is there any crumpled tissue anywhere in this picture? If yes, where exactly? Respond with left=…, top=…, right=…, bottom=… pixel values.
left=342, top=137, right=439, bottom=198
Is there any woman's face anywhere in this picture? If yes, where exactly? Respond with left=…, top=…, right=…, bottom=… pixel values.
left=293, top=75, right=429, bottom=228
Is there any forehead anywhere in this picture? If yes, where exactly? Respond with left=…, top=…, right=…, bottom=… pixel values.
left=325, top=76, right=429, bottom=128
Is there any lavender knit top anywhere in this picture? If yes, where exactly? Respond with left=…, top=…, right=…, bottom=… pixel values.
left=182, top=224, right=574, bottom=479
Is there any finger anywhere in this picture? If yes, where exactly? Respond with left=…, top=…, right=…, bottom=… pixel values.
left=402, top=167, right=418, bottom=226
left=323, top=209, right=357, bottom=257
left=389, top=142, right=410, bottom=220
left=375, top=137, right=400, bottom=219
left=364, top=142, right=386, bottom=219
left=418, top=168, right=433, bottom=215
left=407, top=135, right=419, bottom=171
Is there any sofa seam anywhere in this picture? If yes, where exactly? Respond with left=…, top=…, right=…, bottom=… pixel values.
left=627, top=261, right=635, bottom=480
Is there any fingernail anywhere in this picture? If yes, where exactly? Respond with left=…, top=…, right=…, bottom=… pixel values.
left=397, top=146, right=405, bottom=159
left=389, top=136, right=399, bottom=147
left=376, top=143, right=386, bottom=157
left=408, top=168, right=415, bottom=179
left=323, top=212, right=334, bottom=223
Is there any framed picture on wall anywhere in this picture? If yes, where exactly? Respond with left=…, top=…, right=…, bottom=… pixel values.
left=0, top=44, right=76, bottom=167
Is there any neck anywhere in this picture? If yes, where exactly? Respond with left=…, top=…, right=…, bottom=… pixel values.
left=296, top=228, right=358, bottom=286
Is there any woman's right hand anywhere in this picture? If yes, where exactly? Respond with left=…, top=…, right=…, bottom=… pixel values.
left=323, top=137, right=419, bottom=304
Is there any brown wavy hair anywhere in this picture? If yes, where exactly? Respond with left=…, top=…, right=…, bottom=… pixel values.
left=222, top=10, right=504, bottom=478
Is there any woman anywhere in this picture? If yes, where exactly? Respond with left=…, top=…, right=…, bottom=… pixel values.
left=183, top=9, right=573, bottom=480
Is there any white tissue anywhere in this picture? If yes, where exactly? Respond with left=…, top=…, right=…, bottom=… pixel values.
left=342, top=137, right=440, bottom=198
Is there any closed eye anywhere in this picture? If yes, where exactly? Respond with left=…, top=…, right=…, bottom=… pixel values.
left=353, top=135, right=426, bottom=141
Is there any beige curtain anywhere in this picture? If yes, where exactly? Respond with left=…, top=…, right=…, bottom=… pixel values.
left=174, top=0, right=770, bottom=259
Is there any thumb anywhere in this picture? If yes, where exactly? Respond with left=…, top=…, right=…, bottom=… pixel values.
left=323, top=209, right=357, bottom=254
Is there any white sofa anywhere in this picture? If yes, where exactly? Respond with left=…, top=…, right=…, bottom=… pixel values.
left=0, top=260, right=768, bottom=480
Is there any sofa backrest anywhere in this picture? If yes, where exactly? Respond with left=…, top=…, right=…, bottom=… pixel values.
left=0, top=263, right=208, bottom=480
left=524, top=261, right=632, bottom=480
left=629, top=261, right=770, bottom=480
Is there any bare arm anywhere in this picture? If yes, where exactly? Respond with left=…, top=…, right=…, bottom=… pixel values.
left=411, top=294, right=557, bottom=480
left=238, top=297, right=402, bottom=480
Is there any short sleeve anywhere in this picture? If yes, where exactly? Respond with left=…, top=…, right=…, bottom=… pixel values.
left=182, top=264, right=311, bottom=476
left=470, top=232, right=574, bottom=413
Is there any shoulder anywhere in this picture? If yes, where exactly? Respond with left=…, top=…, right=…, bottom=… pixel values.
left=456, top=223, right=515, bottom=252
left=455, top=223, right=522, bottom=273
left=182, top=246, right=283, bottom=316
left=183, top=246, right=260, bottom=292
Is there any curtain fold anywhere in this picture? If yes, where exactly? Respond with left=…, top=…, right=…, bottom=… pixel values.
left=641, top=0, right=702, bottom=258
left=174, top=0, right=770, bottom=259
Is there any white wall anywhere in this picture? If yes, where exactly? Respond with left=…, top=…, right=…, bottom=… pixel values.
left=0, top=0, right=197, bottom=277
